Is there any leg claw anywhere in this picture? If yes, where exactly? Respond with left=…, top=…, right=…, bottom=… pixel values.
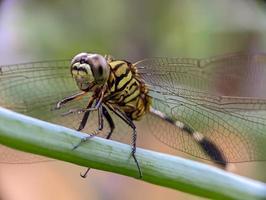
left=62, top=108, right=85, bottom=116
left=72, top=134, right=95, bottom=150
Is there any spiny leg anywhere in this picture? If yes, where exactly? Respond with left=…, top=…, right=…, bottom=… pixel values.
left=150, top=108, right=227, bottom=168
left=79, top=84, right=107, bottom=112
left=106, top=104, right=142, bottom=178
left=80, top=105, right=115, bottom=178
left=55, top=91, right=88, bottom=110
left=97, top=105, right=104, bottom=130
left=55, top=92, right=97, bottom=147
left=102, top=105, right=115, bottom=139
left=75, top=100, right=102, bottom=178
left=73, top=99, right=103, bottom=150
left=77, top=95, right=96, bottom=131
left=63, top=85, right=107, bottom=118
left=56, top=90, right=112, bottom=177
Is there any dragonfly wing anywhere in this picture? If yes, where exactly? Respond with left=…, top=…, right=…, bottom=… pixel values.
left=136, top=52, right=266, bottom=96
left=0, top=60, right=75, bottom=116
left=136, top=53, right=266, bottom=162
left=0, top=60, right=86, bottom=163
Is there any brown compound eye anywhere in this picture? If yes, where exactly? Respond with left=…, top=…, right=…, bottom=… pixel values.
left=96, top=64, right=103, bottom=76
left=88, top=54, right=110, bottom=84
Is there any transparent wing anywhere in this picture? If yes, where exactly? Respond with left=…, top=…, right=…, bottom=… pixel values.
left=136, top=52, right=266, bottom=162
left=0, top=60, right=74, bottom=163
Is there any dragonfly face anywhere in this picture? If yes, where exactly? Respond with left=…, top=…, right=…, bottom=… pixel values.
left=71, top=53, right=110, bottom=91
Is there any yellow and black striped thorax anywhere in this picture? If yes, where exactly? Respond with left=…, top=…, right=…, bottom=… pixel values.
left=104, top=59, right=151, bottom=120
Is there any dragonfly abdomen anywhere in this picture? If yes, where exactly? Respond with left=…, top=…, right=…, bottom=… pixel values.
left=105, top=60, right=151, bottom=120
left=149, top=107, right=227, bottom=168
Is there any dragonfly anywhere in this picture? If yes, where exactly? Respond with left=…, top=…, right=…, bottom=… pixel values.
left=0, top=52, right=266, bottom=178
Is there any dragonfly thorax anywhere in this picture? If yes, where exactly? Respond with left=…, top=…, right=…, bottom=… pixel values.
left=71, top=53, right=110, bottom=91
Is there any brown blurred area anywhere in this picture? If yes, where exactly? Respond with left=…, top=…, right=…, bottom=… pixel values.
left=1, top=0, right=266, bottom=199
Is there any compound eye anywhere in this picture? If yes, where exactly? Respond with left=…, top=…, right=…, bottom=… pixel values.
left=95, top=64, right=103, bottom=77
left=90, top=55, right=110, bottom=84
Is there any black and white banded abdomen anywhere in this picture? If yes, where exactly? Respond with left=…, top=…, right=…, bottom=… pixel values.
left=149, top=107, right=228, bottom=168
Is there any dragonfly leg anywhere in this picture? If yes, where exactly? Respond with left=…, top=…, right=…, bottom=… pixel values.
left=105, top=103, right=142, bottom=178
left=74, top=98, right=106, bottom=148
left=77, top=96, right=96, bottom=131
left=150, top=108, right=227, bottom=168
left=61, top=108, right=87, bottom=116
left=79, top=103, right=104, bottom=134
left=102, top=105, right=115, bottom=139
left=54, top=91, right=87, bottom=110
left=81, top=85, right=107, bottom=112
left=97, top=105, right=104, bottom=131
left=61, top=93, right=104, bottom=116
left=72, top=96, right=97, bottom=151
left=80, top=105, right=115, bottom=178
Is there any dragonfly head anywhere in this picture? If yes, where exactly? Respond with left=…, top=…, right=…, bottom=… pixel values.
left=71, top=53, right=110, bottom=91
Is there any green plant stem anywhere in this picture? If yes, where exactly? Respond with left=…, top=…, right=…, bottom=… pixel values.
left=0, top=107, right=265, bottom=200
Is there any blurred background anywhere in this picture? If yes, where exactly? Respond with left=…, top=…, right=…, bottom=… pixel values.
left=0, top=0, right=266, bottom=199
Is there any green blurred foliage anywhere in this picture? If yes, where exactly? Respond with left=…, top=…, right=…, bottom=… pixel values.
left=1, top=0, right=266, bottom=62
